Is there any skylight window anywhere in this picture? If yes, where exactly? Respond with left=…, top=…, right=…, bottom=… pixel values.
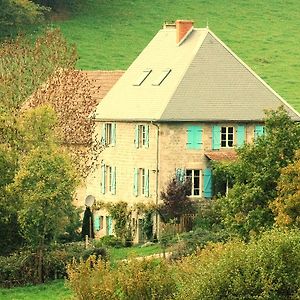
left=133, top=69, right=152, bottom=86
left=152, top=69, right=171, bottom=86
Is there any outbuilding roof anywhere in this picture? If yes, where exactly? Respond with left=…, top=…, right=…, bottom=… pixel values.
left=94, top=25, right=300, bottom=122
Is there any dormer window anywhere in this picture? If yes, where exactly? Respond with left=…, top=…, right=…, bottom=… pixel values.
left=133, top=69, right=152, bottom=86
left=152, top=68, right=171, bottom=86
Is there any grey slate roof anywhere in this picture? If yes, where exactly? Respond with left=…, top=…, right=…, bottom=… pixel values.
left=94, top=28, right=300, bottom=122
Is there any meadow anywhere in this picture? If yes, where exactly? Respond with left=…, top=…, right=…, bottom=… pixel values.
left=52, top=0, right=300, bottom=111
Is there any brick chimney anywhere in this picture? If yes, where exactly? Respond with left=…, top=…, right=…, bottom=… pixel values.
left=176, top=20, right=194, bottom=44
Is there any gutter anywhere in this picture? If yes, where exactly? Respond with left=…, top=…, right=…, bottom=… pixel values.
left=151, top=121, right=160, bottom=237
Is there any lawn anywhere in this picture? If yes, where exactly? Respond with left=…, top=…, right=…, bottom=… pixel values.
left=0, top=244, right=163, bottom=300
left=51, top=0, right=300, bottom=111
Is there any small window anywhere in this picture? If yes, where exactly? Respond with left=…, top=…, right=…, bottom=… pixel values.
left=152, top=68, right=171, bottom=86
left=133, top=69, right=152, bottom=86
left=139, top=168, right=146, bottom=195
left=106, top=166, right=112, bottom=193
left=105, top=123, right=112, bottom=144
left=185, top=169, right=201, bottom=197
left=221, top=126, right=234, bottom=148
left=135, top=124, right=149, bottom=148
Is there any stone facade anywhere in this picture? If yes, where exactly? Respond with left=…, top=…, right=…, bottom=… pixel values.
left=85, top=121, right=262, bottom=243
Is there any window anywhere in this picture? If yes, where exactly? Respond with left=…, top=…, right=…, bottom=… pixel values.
left=135, top=124, right=149, bottom=148
left=133, top=69, right=152, bottom=86
left=152, top=68, right=171, bottom=86
left=133, top=168, right=149, bottom=197
left=221, top=126, right=234, bottom=148
left=187, top=125, right=203, bottom=149
left=254, top=125, right=265, bottom=139
left=101, top=123, right=116, bottom=146
left=186, top=169, right=201, bottom=197
left=101, top=162, right=116, bottom=195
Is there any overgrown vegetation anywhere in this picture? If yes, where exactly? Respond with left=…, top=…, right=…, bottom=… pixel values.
left=67, top=229, right=300, bottom=300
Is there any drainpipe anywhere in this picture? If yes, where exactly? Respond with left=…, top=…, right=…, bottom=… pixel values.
left=151, top=121, right=160, bottom=238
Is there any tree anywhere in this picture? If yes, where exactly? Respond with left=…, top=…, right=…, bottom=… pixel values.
left=270, top=151, right=300, bottom=228
left=0, top=0, right=47, bottom=38
left=81, top=207, right=94, bottom=239
left=216, top=108, right=300, bottom=237
left=159, top=177, right=196, bottom=224
left=8, top=144, right=78, bottom=282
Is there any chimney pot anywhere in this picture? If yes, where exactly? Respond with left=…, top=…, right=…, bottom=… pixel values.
left=176, top=20, right=194, bottom=44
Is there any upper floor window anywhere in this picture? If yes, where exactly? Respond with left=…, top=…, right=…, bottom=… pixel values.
left=101, top=123, right=116, bottom=146
left=152, top=68, right=171, bottom=86
left=221, top=126, right=234, bottom=148
left=187, top=125, right=203, bottom=150
left=101, top=161, right=116, bottom=195
left=135, top=124, right=149, bottom=148
left=133, top=168, right=149, bottom=197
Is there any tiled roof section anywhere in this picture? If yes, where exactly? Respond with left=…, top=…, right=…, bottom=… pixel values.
left=25, top=70, right=124, bottom=145
left=84, top=70, right=124, bottom=106
left=161, top=31, right=300, bottom=121
left=205, top=151, right=238, bottom=161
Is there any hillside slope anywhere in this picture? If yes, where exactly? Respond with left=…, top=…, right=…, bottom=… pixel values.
left=54, top=0, right=300, bottom=111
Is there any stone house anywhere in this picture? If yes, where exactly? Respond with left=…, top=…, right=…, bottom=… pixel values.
left=86, top=20, right=300, bottom=242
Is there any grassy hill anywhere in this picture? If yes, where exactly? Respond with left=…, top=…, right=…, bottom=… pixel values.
left=53, top=0, right=300, bottom=111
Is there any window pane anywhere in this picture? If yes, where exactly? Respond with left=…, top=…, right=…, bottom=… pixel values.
left=221, top=141, right=226, bottom=147
left=194, top=170, right=200, bottom=176
left=228, top=127, right=234, bottom=133
left=228, top=134, right=233, bottom=140
left=186, top=170, right=192, bottom=176
left=194, top=189, right=200, bottom=196
left=228, top=140, right=233, bottom=147
left=221, top=127, right=226, bottom=133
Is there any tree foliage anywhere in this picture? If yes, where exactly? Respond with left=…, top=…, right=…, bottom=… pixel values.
left=159, top=177, right=197, bottom=223
left=217, top=107, right=300, bottom=236
left=270, top=150, right=300, bottom=228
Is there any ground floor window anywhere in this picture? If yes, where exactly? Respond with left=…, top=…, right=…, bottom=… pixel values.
left=185, top=169, right=201, bottom=196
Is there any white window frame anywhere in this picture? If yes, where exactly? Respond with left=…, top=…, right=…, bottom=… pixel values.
left=221, top=126, right=234, bottom=148
left=138, top=168, right=146, bottom=196
left=106, top=165, right=112, bottom=193
left=185, top=169, right=201, bottom=197
left=105, top=123, right=112, bottom=145
left=138, top=125, right=146, bottom=147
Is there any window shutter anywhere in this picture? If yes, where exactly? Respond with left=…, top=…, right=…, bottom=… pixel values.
left=106, top=216, right=113, bottom=235
left=111, top=123, right=116, bottom=146
left=133, top=168, right=138, bottom=196
left=101, top=161, right=106, bottom=194
left=203, top=168, right=212, bottom=198
left=196, top=126, right=203, bottom=149
left=101, top=123, right=106, bottom=145
left=111, top=166, right=116, bottom=195
left=145, top=125, right=149, bottom=148
left=237, top=125, right=245, bottom=147
left=94, top=215, right=100, bottom=231
left=212, top=125, right=221, bottom=150
left=176, top=168, right=186, bottom=182
left=134, top=125, right=139, bottom=148
left=255, top=125, right=264, bottom=139
left=145, top=169, right=149, bottom=197
left=187, top=126, right=193, bottom=149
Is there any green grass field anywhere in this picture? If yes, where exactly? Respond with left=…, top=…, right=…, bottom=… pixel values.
left=51, top=0, right=300, bottom=111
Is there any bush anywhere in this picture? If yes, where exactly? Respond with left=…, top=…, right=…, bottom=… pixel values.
left=0, top=242, right=90, bottom=287
left=174, top=229, right=300, bottom=299
left=82, top=247, right=108, bottom=261
left=93, top=235, right=123, bottom=248
left=67, top=257, right=176, bottom=300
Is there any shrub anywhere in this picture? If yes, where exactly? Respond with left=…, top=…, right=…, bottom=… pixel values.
left=82, top=247, right=108, bottom=261
left=67, top=257, right=176, bottom=300
left=174, top=229, right=300, bottom=299
left=93, top=235, right=123, bottom=248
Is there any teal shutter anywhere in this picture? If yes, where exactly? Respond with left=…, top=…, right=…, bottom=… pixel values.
left=255, top=125, right=264, bottom=139
left=133, top=168, right=138, bottom=196
left=203, top=168, right=212, bottom=198
left=187, top=126, right=202, bottom=150
left=94, top=216, right=100, bottom=231
left=212, top=125, right=221, bottom=150
left=176, top=168, right=186, bottom=182
left=196, top=126, right=203, bottom=149
left=134, top=125, right=139, bottom=148
left=145, top=169, right=149, bottom=197
left=106, top=216, right=113, bottom=235
left=187, top=126, right=193, bottom=149
left=145, top=125, right=149, bottom=148
left=101, top=123, right=106, bottom=145
left=101, top=161, right=106, bottom=194
left=111, top=123, right=116, bottom=146
left=111, top=166, right=116, bottom=195
left=237, top=125, right=245, bottom=147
